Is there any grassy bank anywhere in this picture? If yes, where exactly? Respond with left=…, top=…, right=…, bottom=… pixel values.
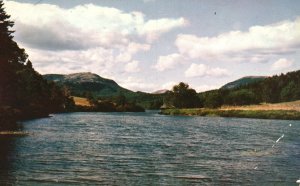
left=161, top=108, right=300, bottom=120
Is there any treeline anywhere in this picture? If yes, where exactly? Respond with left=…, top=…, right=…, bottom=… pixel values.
left=200, top=70, right=300, bottom=108
left=78, top=89, right=164, bottom=110
left=0, top=1, right=74, bottom=130
left=75, top=93, right=144, bottom=112
left=164, top=70, right=300, bottom=109
left=164, top=82, right=202, bottom=109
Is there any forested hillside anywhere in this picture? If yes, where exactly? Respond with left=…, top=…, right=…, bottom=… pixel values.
left=221, top=76, right=267, bottom=89
left=200, top=70, right=300, bottom=108
left=44, top=72, right=165, bottom=109
left=43, top=72, right=133, bottom=97
left=0, top=1, right=74, bottom=130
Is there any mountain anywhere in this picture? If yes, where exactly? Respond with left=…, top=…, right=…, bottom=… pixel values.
left=43, top=72, right=167, bottom=109
left=152, top=89, right=168, bottom=94
left=43, top=72, right=133, bottom=97
left=221, top=76, right=268, bottom=89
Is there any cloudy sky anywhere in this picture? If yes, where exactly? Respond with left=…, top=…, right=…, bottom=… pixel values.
left=4, top=0, right=300, bottom=92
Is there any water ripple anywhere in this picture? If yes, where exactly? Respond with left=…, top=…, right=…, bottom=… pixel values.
left=0, top=112, right=299, bottom=185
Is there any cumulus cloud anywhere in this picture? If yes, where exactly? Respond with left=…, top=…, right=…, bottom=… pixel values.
left=118, top=77, right=157, bottom=92
left=125, top=60, right=140, bottom=73
left=176, top=18, right=300, bottom=62
left=5, top=1, right=186, bottom=50
left=28, top=47, right=117, bottom=76
left=140, top=18, right=188, bottom=42
left=115, top=42, right=150, bottom=63
left=185, top=63, right=229, bottom=78
left=271, top=58, right=293, bottom=71
left=154, top=53, right=185, bottom=71
left=3, top=0, right=186, bottom=91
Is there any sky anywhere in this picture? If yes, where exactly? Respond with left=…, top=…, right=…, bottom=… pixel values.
left=4, top=0, right=300, bottom=92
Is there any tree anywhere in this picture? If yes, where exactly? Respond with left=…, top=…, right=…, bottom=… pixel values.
left=0, top=1, right=74, bottom=130
left=86, top=92, right=98, bottom=106
left=280, top=81, right=300, bottom=102
left=203, top=91, right=223, bottom=108
left=0, top=1, right=27, bottom=64
left=168, top=82, right=201, bottom=108
left=224, top=89, right=258, bottom=105
left=116, top=94, right=126, bottom=106
left=0, top=0, right=30, bottom=105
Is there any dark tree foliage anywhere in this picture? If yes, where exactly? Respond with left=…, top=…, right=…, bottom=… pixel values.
left=0, top=1, right=74, bottom=130
left=166, top=82, right=202, bottom=108
left=201, top=90, right=223, bottom=108
left=198, top=69, right=300, bottom=108
left=223, top=89, right=259, bottom=106
left=149, top=99, right=163, bottom=110
left=82, top=92, right=144, bottom=112
left=240, top=70, right=300, bottom=104
left=115, top=94, right=126, bottom=106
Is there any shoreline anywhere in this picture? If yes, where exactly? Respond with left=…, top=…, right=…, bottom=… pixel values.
left=160, top=108, right=300, bottom=120
left=0, top=131, right=30, bottom=136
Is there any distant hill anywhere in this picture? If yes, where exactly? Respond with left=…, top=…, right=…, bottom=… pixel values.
left=43, top=72, right=165, bottom=109
left=43, top=72, right=133, bottom=97
left=221, top=76, right=268, bottom=89
left=152, top=89, right=168, bottom=94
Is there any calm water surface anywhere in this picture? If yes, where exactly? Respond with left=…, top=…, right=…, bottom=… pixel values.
left=0, top=111, right=300, bottom=185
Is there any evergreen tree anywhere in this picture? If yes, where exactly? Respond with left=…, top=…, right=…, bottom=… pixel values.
left=0, top=1, right=26, bottom=106
left=0, top=1, right=28, bottom=64
left=168, top=82, right=202, bottom=108
left=0, top=1, right=75, bottom=130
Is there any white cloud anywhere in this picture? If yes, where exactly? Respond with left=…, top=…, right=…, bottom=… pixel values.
left=117, top=77, right=156, bottom=92
left=139, top=18, right=188, bottom=42
left=115, top=42, right=150, bottom=63
left=271, top=58, right=293, bottom=71
left=154, top=53, right=184, bottom=71
left=127, top=42, right=151, bottom=54
left=125, top=60, right=140, bottom=73
left=3, top=0, right=185, bottom=85
left=5, top=1, right=186, bottom=50
left=161, top=82, right=219, bottom=92
left=194, top=85, right=219, bottom=92
left=28, top=47, right=116, bottom=76
left=176, top=18, right=300, bottom=62
left=161, top=81, right=177, bottom=90
left=185, top=63, right=229, bottom=78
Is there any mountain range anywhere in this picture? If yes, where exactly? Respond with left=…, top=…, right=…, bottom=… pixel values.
left=43, top=72, right=165, bottom=109
left=43, top=71, right=300, bottom=109
left=43, top=72, right=134, bottom=97
left=44, top=72, right=269, bottom=96
left=221, top=76, right=268, bottom=89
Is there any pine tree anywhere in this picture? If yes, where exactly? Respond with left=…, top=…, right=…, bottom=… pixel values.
left=0, top=0, right=27, bottom=106
left=0, top=1, right=27, bottom=64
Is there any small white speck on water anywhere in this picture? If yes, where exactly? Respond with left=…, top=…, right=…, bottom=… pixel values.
left=276, top=134, right=284, bottom=143
left=272, top=134, right=284, bottom=148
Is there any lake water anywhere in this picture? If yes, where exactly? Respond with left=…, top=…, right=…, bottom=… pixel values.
left=0, top=111, right=299, bottom=185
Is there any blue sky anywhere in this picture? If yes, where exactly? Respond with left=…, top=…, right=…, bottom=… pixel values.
left=4, top=0, right=300, bottom=92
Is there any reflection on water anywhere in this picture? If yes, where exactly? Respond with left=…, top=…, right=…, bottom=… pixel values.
left=0, top=112, right=300, bottom=185
left=0, top=136, right=16, bottom=185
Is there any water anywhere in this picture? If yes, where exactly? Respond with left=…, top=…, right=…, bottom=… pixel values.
left=1, top=111, right=300, bottom=185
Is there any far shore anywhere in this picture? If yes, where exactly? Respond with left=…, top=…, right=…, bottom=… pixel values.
left=160, top=100, right=300, bottom=120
